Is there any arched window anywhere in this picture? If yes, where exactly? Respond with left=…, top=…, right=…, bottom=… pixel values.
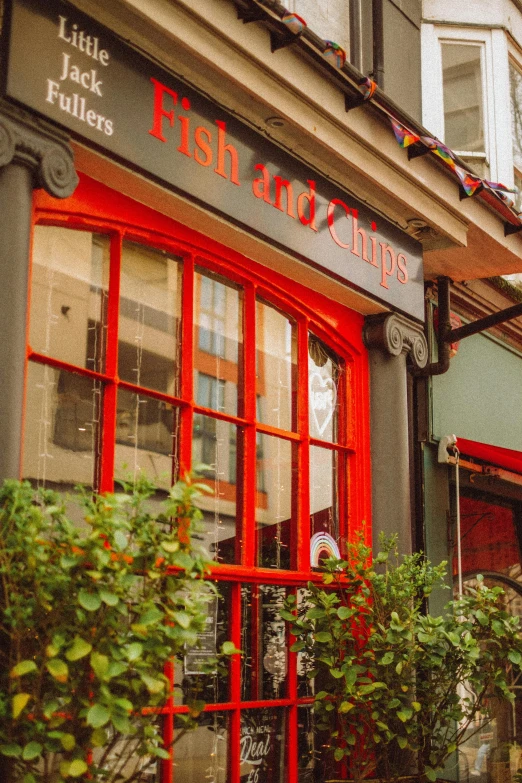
left=24, top=173, right=370, bottom=783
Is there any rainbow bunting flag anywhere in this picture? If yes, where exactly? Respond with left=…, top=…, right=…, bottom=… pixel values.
left=484, top=180, right=518, bottom=193
left=323, top=40, right=346, bottom=69
left=390, top=118, right=421, bottom=148
left=454, top=165, right=483, bottom=197
left=281, top=12, right=307, bottom=35
left=359, top=77, right=377, bottom=100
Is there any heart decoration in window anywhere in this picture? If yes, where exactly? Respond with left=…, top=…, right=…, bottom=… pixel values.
left=309, top=371, right=337, bottom=437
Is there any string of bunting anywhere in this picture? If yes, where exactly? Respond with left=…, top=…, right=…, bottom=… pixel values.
left=252, top=2, right=522, bottom=233
left=390, top=118, right=520, bottom=220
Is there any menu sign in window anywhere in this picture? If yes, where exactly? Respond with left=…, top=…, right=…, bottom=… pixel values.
left=4, top=0, right=424, bottom=320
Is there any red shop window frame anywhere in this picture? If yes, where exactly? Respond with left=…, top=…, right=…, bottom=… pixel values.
left=27, top=172, right=372, bottom=783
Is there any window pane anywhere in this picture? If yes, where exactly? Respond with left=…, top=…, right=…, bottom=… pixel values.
left=310, top=446, right=339, bottom=548
left=174, top=583, right=231, bottom=705
left=119, top=242, right=182, bottom=396
left=22, top=362, right=101, bottom=491
left=30, top=226, right=109, bottom=371
left=442, top=43, right=485, bottom=153
left=240, top=708, right=286, bottom=783
left=297, top=588, right=316, bottom=699
left=510, top=62, right=522, bottom=173
left=297, top=705, right=340, bottom=782
left=175, top=711, right=228, bottom=783
left=241, top=585, right=288, bottom=701
left=195, top=271, right=242, bottom=417
left=256, top=300, right=296, bottom=431
left=114, top=389, right=177, bottom=490
left=256, top=435, right=295, bottom=569
left=192, top=414, right=239, bottom=564
left=308, top=334, right=341, bottom=443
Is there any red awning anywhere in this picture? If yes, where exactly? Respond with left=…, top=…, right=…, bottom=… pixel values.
left=457, top=438, right=522, bottom=476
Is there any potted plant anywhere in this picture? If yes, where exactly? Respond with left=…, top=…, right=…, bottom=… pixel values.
left=283, top=535, right=522, bottom=783
left=0, top=474, right=237, bottom=782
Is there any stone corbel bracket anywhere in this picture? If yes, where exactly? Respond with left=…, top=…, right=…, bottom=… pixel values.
left=0, top=100, right=78, bottom=198
left=363, top=312, right=428, bottom=370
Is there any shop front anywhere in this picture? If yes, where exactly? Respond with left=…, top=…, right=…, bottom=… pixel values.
left=0, top=1, right=434, bottom=780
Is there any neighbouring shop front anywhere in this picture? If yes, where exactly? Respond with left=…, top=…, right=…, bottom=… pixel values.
left=426, top=309, right=522, bottom=783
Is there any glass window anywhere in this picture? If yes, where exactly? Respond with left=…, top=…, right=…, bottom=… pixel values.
left=30, top=227, right=109, bottom=371
left=441, top=42, right=488, bottom=177
left=23, top=362, right=101, bottom=492
left=256, top=435, right=295, bottom=569
left=240, top=709, right=286, bottom=783
left=175, top=712, right=229, bottom=783
left=119, top=241, right=182, bottom=396
left=256, top=301, right=296, bottom=432
left=241, top=584, right=288, bottom=701
left=510, top=62, right=522, bottom=214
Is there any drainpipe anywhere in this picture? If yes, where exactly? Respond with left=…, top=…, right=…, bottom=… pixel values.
left=416, top=276, right=451, bottom=377
left=372, top=0, right=385, bottom=88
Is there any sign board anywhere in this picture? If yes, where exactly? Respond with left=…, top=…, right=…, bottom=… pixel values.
left=4, top=0, right=424, bottom=320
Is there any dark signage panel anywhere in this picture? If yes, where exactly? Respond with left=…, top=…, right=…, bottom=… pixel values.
left=5, top=0, right=424, bottom=320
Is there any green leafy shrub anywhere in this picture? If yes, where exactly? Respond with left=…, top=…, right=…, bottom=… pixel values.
left=0, top=475, right=235, bottom=782
left=283, top=535, right=522, bottom=783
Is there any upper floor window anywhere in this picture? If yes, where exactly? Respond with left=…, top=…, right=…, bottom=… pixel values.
left=441, top=43, right=486, bottom=165
left=422, top=25, right=513, bottom=184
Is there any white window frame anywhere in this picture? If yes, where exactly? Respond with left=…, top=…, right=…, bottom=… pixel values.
left=422, top=24, right=513, bottom=186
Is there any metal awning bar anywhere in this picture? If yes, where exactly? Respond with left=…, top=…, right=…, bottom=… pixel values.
left=445, top=300, right=522, bottom=342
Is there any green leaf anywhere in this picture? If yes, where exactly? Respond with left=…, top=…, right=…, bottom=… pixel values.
left=13, top=693, right=31, bottom=719
left=397, top=736, right=408, bottom=750
left=125, top=642, right=143, bottom=661
left=161, top=540, right=179, bottom=553
left=111, top=713, right=131, bottom=734
left=90, top=652, right=109, bottom=680
left=508, top=650, right=522, bottom=665
left=425, top=767, right=437, bottom=782
left=141, top=674, right=166, bottom=694
left=330, top=668, right=344, bottom=679
left=334, top=748, right=344, bottom=761
left=91, top=728, right=107, bottom=747
left=43, top=700, right=60, bottom=719
left=290, top=641, right=305, bottom=652
left=87, top=703, right=111, bottom=728
left=114, top=530, right=128, bottom=550
left=114, top=698, right=134, bottom=712
left=23, top=774, right=37, bottom=783
left=46, top=658, right=69, bottom=682
left=173, top=611, right=191, bottom=629
left=10, top=660, right=37, bottom=678
left=380, top=652, right=394, bottom=665
left=339, top=701, right=355, bottom=713
left=222, top=641, right=240, bottom=655
left=138, top=607, right=163, bottom=626
left=99, top=589, right=119, bottom=606
left=314, top=632, right=332, bottom=643
left=66, top=636, right=92, bottom=661
left=22, top=742, right=43, bottom=761
left=337, top=606, right=352, bottom=620
left=60, top=733, right=76, bottom=751
left=0, top=744, right=22, bottom=758
left=78, top=590, right=102, bottom=612
left=307, top=607, right=327, bottom=619
left=68, top=759, right=88, bottom=778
